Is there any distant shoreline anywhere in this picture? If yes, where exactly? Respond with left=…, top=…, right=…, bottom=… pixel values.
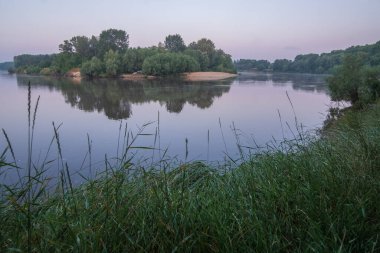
left=67, top=70, right=238, bottom=82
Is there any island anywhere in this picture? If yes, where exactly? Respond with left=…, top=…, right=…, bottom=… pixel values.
left=10, top=29, right=237, bottom=81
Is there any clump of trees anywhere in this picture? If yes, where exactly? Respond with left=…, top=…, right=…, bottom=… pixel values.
left=234, top=59, right=271, bottom=71
left=13, top=29, right=236, bottom=78
left=0, top=61, right=15, bottom=73
left=235, top=40, right=380, bottom=74
left=142, top=53, right=200, bottom=75
left=328, top=54, right=380, bottom=107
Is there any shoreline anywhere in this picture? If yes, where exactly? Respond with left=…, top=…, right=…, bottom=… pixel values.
left=55, top=70, right=239, bottom=82
left=182, top=71, right=237, bottom=81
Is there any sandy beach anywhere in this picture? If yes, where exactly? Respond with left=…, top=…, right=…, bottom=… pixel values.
left=183, top=72, right=237, bottom=81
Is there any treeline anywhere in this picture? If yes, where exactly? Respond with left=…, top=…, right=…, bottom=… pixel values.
left=0, top=61, right=14, bottom=71
left=13, top=29, right=236, bottom=77
left=235, top=40, right=380, bottom=74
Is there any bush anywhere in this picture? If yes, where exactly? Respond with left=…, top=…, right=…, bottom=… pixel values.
left=104, top=50, right=121, bottom=77
left=328, top=54, right=380, bottom=106
left=142, top=53, right=200, bottom=76
left=39, top=67, right=58, bottom=76
left=80, top=56, right=104, bottom=78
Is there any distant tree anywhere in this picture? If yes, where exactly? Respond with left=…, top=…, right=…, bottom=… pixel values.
left=184, top=49, right=209, bottom=71
left=81, top=56, right=103, bottom=78
left=0, top=61, right=14, bottom=71
left=272, top=59, right=292, bottom=72
left=164, top=34, right=186, bottom=52
left=88, top=36, right=99, bottom=58
left=234, top=59, right=271, bottom=71
left=210, top=49, right=236, bottom=73
left=104, top=50, right=121, bottom=77
left=189, top=38, right=215, bottom=55
left=70, top=36, right=91, bottom=59
left=158, top=42, right=165, bottom=49
left=122, top=47, right=160, bottom=73
left=142, top=53, right=199, bottom=76
left=59, top=40, right=73, bottom=53
left=52, top=53, right=81, bottom=74
left=14, top=54, right=56, bottom=74
left=98, top=29, right=129, bottom=57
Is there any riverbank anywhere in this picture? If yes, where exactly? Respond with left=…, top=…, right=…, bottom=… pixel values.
left=1, top=102, right=379, bottom=251
left=58, top=69, right=238, bottom=82
left=183, top=71, right=237, bottom=81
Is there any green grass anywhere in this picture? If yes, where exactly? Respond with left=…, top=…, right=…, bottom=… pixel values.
left=1, top=102, right=380, bottom=252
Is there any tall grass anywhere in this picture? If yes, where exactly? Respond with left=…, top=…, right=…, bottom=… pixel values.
left=0, top=92, right=379, bottom=252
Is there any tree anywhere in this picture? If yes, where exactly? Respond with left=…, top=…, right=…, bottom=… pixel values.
left=272, top=59, right=292, bottom=72
left=70, top=36, right=91, bottom=59
left=164, top=34, right=186, bottom=52
left=52, top=52, right=81, bottom=74
left=184, top=49, right=209, bottom=71
left=328, top=54, right=380, bottom=106
left=81, top=56, right=103, bottom=78
left=59, top=40, right=73, bottom=53
left=189, top=38, right=215, bottom=55
left=104, top=50, right=121, bottom=77
left=142, top=53, right=200, bottom=76
left=210, top=49, right=236, bottom=73
left=122, top=47, right=160, bottom=73
left=98, top=29, right=129, bottom=57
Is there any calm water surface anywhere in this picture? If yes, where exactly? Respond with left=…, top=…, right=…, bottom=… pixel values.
left=0, top=71, right=332, bottom=183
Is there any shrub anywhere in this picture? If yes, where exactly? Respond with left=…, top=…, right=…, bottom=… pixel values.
left=142, top=53, right=200, bottom=76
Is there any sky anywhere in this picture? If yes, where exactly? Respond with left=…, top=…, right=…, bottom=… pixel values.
left=0, top=0, right=379, bottom=62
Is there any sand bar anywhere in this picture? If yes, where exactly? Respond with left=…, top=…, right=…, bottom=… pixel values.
left=183, top=72, right=237, bottom=81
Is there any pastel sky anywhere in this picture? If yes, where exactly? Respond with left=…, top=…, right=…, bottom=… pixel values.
left=0, top=0, right=379, bottom=62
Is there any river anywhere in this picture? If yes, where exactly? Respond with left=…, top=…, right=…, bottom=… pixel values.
left=0, top=71, right=332, bottom=184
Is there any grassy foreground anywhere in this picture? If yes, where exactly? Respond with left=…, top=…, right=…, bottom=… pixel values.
left=1, top=104, right=380, bottom=252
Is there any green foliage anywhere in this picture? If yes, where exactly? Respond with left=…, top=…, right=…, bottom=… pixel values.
left=59, top=35, right=97, bottom=60
left=183, top=49, right=209, bottom=71
left=164, top=34, right=186, bottom=52
left=234, top=59, right=271, bottom=71
left=142, top=53, right=200, bottom=76
left=272, top=59, right=292, bottom=72
left=122, top=47, right=162, bottom=73
left=189, top=38, right=215, bottom=56
left=237, top=40, right=380, bottom=74
left=0, top=61, right=14, bottom=71
left=104, top=50, right=121, bottom=77
left=52, top=52, right=81, bottom=74
left=81, top=56, right=103, bottom=78
left=209, top=49, right=236, bottom=73
left=98, top=29, right=129, bottom=58
left=58, top=39, right=73, bottom=53
left=39, top=67, right=58, bottom=76
left=14, top=30, right=236, bottom=76
left=13, top=54, right=55, bottom=72
left=328, top=54, right=380, bottom=106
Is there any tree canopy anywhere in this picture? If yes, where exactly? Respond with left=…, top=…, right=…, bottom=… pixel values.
left=328, top=54, right=380, bottom=106
left=235, top=40, right=380, bottom=74
left=13, top=29, right=236, bottom=77
left=164, top=34, right=186, bottom=52
left=98, top=29, right=129, bottom=57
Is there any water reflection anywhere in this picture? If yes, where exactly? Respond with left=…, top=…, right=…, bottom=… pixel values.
left=237, top=72, right=329, bottom=94
left=16, top=76, right=233, bottom=120
left=1, top=71, right=333, bottom=184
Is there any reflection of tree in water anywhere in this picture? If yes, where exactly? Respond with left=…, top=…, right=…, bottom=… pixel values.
left=16, top=76, right=232, bottom=120
left=237, top=72, right=329, bottom=94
